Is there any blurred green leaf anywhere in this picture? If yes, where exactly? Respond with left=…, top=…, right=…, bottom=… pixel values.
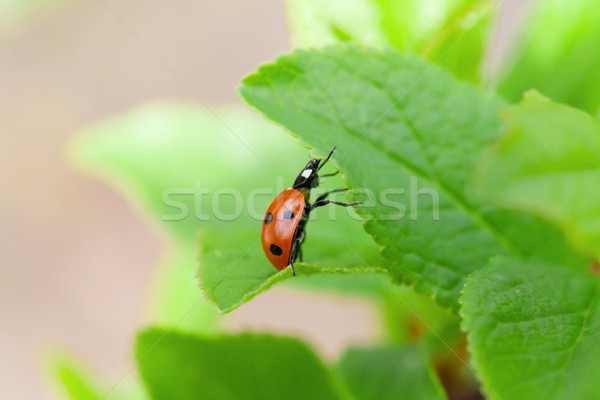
left=136, top=328, right=346, bottom=400
left=421, top=0, right=497, bottom=83
left=378, top=286, right=473, bottom=396
left=69, top=104, right=298, bottom=241
left=47, top=354, right=147, bottom=400
left=380, top=285, right=461, bottom=353
left=239, top=45, right=585, bottom=310
left=285, top=0, right=497, bottom=82
left=337, top=345, right=447, bottom=400
left=461, top=257, right=600, bottom=400
left=475, top=91, right=600, bottom=258
left=284, top=0, right=387, bottom=48
left=496, top=0, right=600, bottom=115
left=0, top=0, right=66, bottom=37
left=147, top=242, right=221, bottom=332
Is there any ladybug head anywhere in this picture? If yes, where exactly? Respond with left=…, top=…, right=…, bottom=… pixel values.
left=292, top=147, right=336, bottom=189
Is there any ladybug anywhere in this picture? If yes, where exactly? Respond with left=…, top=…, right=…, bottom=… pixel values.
left=261, top=147, right=361, bottom=276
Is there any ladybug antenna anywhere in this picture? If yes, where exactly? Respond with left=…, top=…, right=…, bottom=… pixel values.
left=316, top=146, right=336, bottom=173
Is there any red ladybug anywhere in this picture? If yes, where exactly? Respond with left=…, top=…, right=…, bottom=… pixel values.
left=261, top=147, right=361, bottom=276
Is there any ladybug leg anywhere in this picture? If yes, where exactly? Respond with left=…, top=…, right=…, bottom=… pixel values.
left=289, top=238, right=301, bottom=276
left=310, top=199, right=362, bottom=210
left=319, top=171, right=339, bottom=178
left=314, top=188, right=347, bottom=204
left=310, top=189, right=360, bottom=211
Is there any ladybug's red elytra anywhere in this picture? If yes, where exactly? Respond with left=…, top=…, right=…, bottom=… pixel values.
left=261, top=147, right=361, bottom=276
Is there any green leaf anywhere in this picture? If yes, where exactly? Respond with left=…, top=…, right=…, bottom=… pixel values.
left=46, top=354, right=147, bottom=400
left=198, top=226, right=386, bottom=312
left=460, top=257, right=600, bottom=400
left=285, top=0, right=497, bottom=82
left=136, top=328, right=346, bottom=400
left=239, top=45, right=585, bottom=310
left=496, top=0, right=600, bottom=115
left=337, top=345, right=447, bottom=400
left=475, top=91, right=600, bottom=259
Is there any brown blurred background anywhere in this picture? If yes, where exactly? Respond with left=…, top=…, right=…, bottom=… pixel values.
left=0, top=0, right=530, bottom=398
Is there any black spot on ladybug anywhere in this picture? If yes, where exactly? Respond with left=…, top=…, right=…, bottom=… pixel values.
left=270, top=244, right=283, bottom=256
left=264, top=212, right=273, bottom=225
left=283, top=210, right=294, bottom=219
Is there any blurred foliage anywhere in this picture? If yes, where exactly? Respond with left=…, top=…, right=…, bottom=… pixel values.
left=380, top=285, right=460, bottom=355
left=285, top=0, right=497, bottom=82
left=0, top=0, right=67, bottom=38
left=475, top=91, right=600, bottom=259
left=285, top=0, right=386, bottom=47
left=496, top=0, right=600, bottom=115
left=147, top=241, right=221, bottom=333
left=69, top=104, right=287, bottom=241
left=46, top=354, right=147, bottom=400
left=68, top=103, right=242, bottom=332
left=136, top=329, right=347, bottom=400
left=337, top=346, right=447, bottom=400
